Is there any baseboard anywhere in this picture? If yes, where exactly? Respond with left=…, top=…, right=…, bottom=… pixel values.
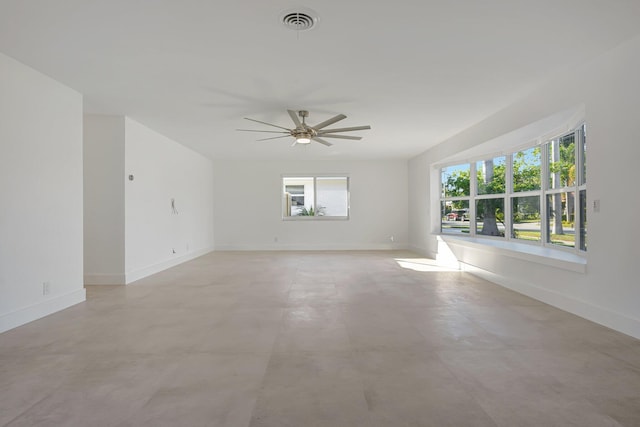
left=84, top=274, right=126, bottom=285
left=407, top=244, right=437, bottom=259
left=462, top=263, right=640, bottom=340
left=213, top=243, right=409, bottom=251
left=0, top=288, right=86, bottom=334
left=125, top=246, right=214, bottom=284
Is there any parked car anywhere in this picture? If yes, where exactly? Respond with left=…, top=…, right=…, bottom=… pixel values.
left=446, top=209, right=469, bottom=221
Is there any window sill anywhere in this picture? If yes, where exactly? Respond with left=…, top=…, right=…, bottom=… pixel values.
left=282, top=216, right=349, bottom=221
left=439, top=234, right=587, bottom=273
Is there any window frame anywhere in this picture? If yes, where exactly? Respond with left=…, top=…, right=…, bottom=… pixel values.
left=438, top=123, right=586, bottom=255
left=282, top=174, right=350, bottom=221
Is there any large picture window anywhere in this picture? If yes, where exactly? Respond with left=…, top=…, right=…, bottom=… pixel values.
left=283, top=176, right=349, bottom=219
left=439, top=124, right=587, bottom=254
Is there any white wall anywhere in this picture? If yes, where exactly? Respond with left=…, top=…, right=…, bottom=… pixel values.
left=408, top=35, right=640, bottom=338
left=83, top=115, right=125, bottom=284
left=124, top=118, right=214, bottom=282
left=213, top=160, right=408, bottom=250
left=0, top=52, right=85, bottom=333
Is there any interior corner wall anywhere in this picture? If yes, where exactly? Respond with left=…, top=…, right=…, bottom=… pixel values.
left=408, top=34, right=640, bottom=339
left=83, top=115, right=126, bottom=284
left=0, top=52, right=85, bottom=333
left=124, top=118, right=214, bottom=283
left=212, top=159, right=408, bottom=250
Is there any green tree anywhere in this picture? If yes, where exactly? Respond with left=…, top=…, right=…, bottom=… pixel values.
left=476, top=159, right=504, bottom=236
left=513, top=147, right=541, bottom=192
left=445, top=148, right=543, bottom=236
left=444, top=170, right=470, bottom=198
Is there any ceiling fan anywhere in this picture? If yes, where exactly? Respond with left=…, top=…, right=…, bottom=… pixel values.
left=237, top=110, right=371, bottom=146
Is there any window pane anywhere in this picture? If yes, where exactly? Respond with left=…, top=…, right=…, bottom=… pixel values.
left=441, top=200, right=470, bottom=235
left=513, top=147, right=541, bottom=192
left=283, top=177, right=314, bottom=216
left=511, top=196, right=541, bottom=242
left=442, top=164, right=470, bottom=197
left=546, top=192, right=576, bottom=248
left=579, top=189, right=587, bottom=251
left=549, top=133, right=575, bottom=189
left=476, top=198, right=505, bottom=237
left=316, top=177, right=348, bottom=217
left=476, top=156, right=506, bottom=195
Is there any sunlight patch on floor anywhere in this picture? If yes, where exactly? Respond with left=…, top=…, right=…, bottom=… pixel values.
left=394, top=258, right=460, bottom=272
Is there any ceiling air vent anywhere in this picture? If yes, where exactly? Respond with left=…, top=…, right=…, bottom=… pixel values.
left=280, top=9, right=318, bottom=31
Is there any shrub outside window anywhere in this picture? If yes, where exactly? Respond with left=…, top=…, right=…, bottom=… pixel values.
left=283, top=176, right=349, bottom=219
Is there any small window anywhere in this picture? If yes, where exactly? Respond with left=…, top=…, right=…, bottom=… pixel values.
left=546, top=191, right=576, bottom=249
left=549, top=133, right=575, bottom=190
left=512, top=195, right=541, bottom=242
left=476, top=156, right=506, bottom=195
left=442, top=164, right=470, bottom=198
left=476, top=198, right=505, bottom=237
left=283, top=176, right=349, bottom=219
left=441, top=200, right=470, bottom=235
left=513, top=147, right=541, bottom=192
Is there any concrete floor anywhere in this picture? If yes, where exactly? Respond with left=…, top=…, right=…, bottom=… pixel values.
left=1, top=250, right=639, bottom=426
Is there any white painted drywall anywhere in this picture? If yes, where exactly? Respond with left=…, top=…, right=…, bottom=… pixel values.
left=0, top=52, right=85, bottom=333
left=124, top=118, right=214, bottom=282
left=213, top=160, right=408, bottom=250
left=408, top=34, right=640, bottom=338
left=83, top=115, right=126, bottom=284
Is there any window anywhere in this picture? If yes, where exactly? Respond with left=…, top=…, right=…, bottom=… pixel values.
left=441, top=164, right=470, bottom=235
left=439, top=124, right=586, bottom=254
left=283, top=176, right=349, bottom=219
left=512, top=195, right=541, bottom=242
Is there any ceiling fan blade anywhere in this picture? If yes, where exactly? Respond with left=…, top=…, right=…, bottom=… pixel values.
left=236, top=129, right=289, bottom=133
left=317, top=125, right=371, bottom=134
left=312, top=114, right=347, bottom=130
left=312, top=137, right=333, bottom=147
left=257, top=135, right=292, bottom=141
left=244, top=117, right=292, bottom=131
left=316, top=134, right=362, bottom=140
left=287, top=110, right=303, bottom=128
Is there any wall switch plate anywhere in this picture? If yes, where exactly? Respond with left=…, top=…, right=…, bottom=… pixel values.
left=42, top=282, right=50, bottom=296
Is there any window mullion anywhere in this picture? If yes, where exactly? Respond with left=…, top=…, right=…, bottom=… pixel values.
left=540, top=143, right=550, bottom=245
left=313, top=177, right=318, bottom=216
left=505, top=155, right=513, bottom=240
left=469, top=162, right=477, bottom=236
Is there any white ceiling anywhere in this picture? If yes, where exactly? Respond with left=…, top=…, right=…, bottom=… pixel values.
left=2, top=0, right=640, bottom=160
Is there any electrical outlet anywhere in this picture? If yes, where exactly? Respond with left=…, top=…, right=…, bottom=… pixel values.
left=390, top=235, right=395, bottom=242
left=42, top=282, right=51, bottom=296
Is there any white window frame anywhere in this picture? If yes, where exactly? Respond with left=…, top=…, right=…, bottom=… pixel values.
left=438, top=123, right=586, bottom=256
left=282, top=174, right=350, bottom=221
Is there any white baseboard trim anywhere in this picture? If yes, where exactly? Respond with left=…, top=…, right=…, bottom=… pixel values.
left=462, top=263, right=640, bottom=340
left=84, top=274, right=126, bottom=285
left=213, top=243, right=408, bottom=251
left=0, top=288, right=86, bottom=334
left=407, top=244, right=437, bottom=259
left=125, top=247, right=214, bottom=284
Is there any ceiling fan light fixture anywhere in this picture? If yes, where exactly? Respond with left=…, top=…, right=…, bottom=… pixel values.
left=296, top=133, right=312, bottom=144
